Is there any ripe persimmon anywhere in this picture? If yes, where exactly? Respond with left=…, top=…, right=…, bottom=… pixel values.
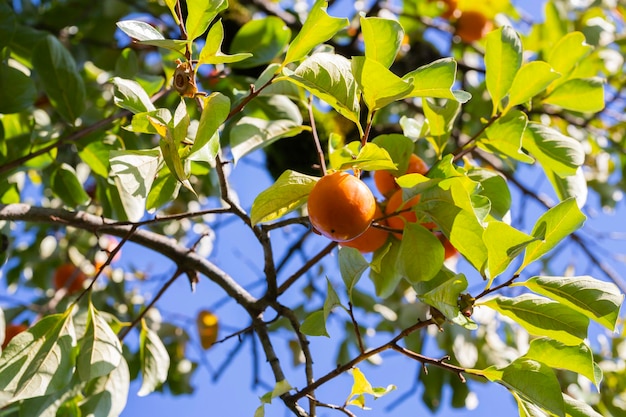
left=341, top=204, right=389, bottom=253
left=2, top=323, right=28, bottom=349
left=197, top=310, right=219, bottom=350
left=384, top=190, right=421, bottom=239
left=374, top=154, right=429, bottom=198
left=307, top=171, right=376, bottom=242
left=455, top=10, right=493, bottom=43
left=53, top=263, right=87, bottom=294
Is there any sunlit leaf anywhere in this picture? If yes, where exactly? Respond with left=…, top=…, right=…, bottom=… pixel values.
left=339, top=142, right=396, bottom=171
left=185, top=0, right=227, bottom=42
left=523, top=338, right=602, bottom=388
left=563, top=393, right=603, bottom=417
left=372, top=134, right=415, bottom=175
left=479, top=110, right=533, bottom=163
left=403, top=58, right=470, bottom=103
left=352, top=56, right=414, bottom=111
left=138, top=325, right=170, bottom=397
left=518, top=198, right=586, bottom=272
left=192, top=92, right=229, bottom=155
left=0, top=310, right=76, bottom=407
left=110, top=149, right=160, bottom=222
left=519, top=275, right=624, bottom=331
left=485, top=26, right=522, bottom=115
left=283, top=0, right=349, bottom=65
left=360, top=15, right=403, bottom=69
left=338, top=246, right=369, bottom=302
left=522, top=123, right=585, bottom=177
left=280, top=52, right=360, bottom=126
left=481, top=358, right=565, bottom=417
left=50, top=163, right=90, bottom=207
left=542, top=77, right=605, bottom=113
left=483, top=221, right=535, bottom=285
left=116, top=20, right=165, bottom=41
left=346, top=367, right=396, bottom=409
left=77, top=303, right=123, bottom=381
left=229, top=17, right=291, bottom=69
left=300, top=310, right=329, bottom=337
left=481, top=294, right=589, bottom=346
left=398, top=223, right=444, bottom=283
left=369, top=240, right=403, bottom=299
left=547, top=32, right=593, bottom=79
left=250, top=169, right=318, bottom=225
left=111, top=77, right=156, bottom=114
left=80, top=356, right=130, bottom=417
left=198, top=19, right=252, bottom=67
left=506, top=61, right=560, bottom=109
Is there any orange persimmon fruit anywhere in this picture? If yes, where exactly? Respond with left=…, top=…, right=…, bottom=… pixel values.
left=374, top=154, right=429, bottom=198
left=384, top=190, right=422, bottom=240
left=197, top=310, right=219, bottom=350
left=455, top=10, right=493, bottom=43
left=53, top=263, right=87, bottom=294
left=307, top=171, right=377, bottom=242
left=341, top=204, right=389, bottom=253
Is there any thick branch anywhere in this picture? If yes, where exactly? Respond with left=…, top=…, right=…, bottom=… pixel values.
left=0, top=203, right=258, bottom=310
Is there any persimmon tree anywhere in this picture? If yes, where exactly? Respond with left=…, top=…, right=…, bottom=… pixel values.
left=0, top=0, right=625, bottom=416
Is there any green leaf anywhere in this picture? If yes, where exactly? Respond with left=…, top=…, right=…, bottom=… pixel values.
left=485, top=26, right=523, bottom=115
left=110, top=149, right=160, bottom=222
left=0, top=65, right=36, bottom=114
left=352, top=56, right=414, bottom=111
left=415, top=269, right=476, bottom=329
left=481, top=294, right=589, bottom=346
left=229, top=116, right=306, bottom=164
left=146, top=169, right=180, bottom=211
left=230, top=16, right=291, bottom=68
left=192, top=92, right=230, bottom=155
left=420, top=177, right=488, bottom=274
left=422, top=98, right=460, bottom=156
left=479, top=110, right=533, bottom=163
left=369, top=240, right=403, bottom=298
left=250, top=170, right=318, bottom=225
left=185, top=0, right=227, bottom=42
left=562, top=393, right=603, bottom=417
left=111, top=77, right=156, bottom=114
left=403, top=58, right=470, bottom=103
left=138, top=325, right=170, bottom=397
left=279, top=53, right=360, bottom=127
left=371, top=134, right=415, bottom=175
left=77, top=303, right=123, bottom=381
left=78, top=141, right=114, bottom=178
left=542, top=77, right=605, bottom=113
left=483, top=358, right=565, bottom=417
left=18, top=377, right=81, bottom=417
left=524, top=338, right=601, bottom=388
left=518, top=198, right=586, bottom=272
left=519, top=275, right=624, bottom=331
left=547, top=32, right=593, bottom=79
left=283, top=0, right=349, bottom=65
left=483, top=221, right=535, bottom=285
left=0, top=310, right=76, bottom=407
left=346, top=368, right=396, bottom=409
left=360, top=15, right=403, bottom=69
left=506, top=61, right=561, bottom=109
left=467, top=168, right=511, bottom=221
left=116, top=20, right=165, bottom=41
left=300, top=310, right=329, bottom=337
left=80, top=356, right=130, bottom=417
left=323, top=278, right=343, bottom=325
left=136, top=39, right=187, bottom=55
left=513, top=392, right=551, bottom=417
left=50, top=163, right=90, bottom=207
left=32, top=35, right=86, bottom=124
left=339, top=142, right=396, bottom=171
left=338, top=246, right=369, bottom=302
left=522, top=123, right=585, bottom=177
left=550, top=167, right=587, bottom=206
left=129, top=108, right=172, bottom=134
left=398, top=223, right=444, bottom=283
left=198, top=19, right=252, bottom=67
